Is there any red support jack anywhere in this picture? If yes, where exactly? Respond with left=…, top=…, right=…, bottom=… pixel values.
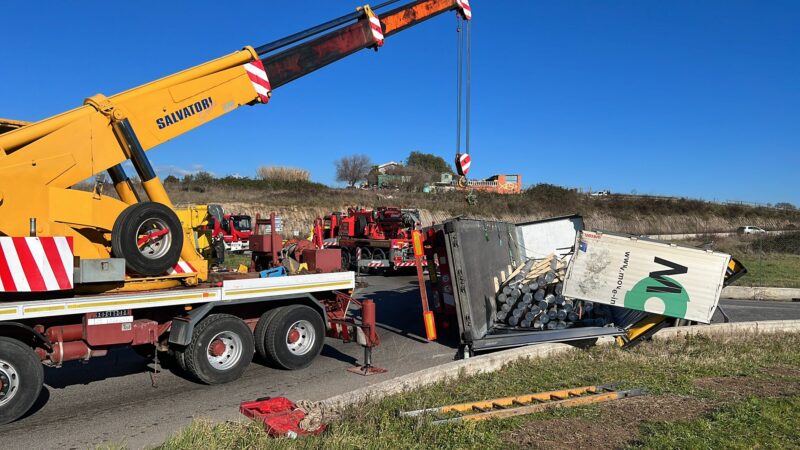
left=346, top=299, right=387, bottom=376
left=325, top=294, right=386, bottom=376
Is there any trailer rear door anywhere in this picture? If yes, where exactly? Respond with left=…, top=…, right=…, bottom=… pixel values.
left=443, top=219, right=520, bottom=343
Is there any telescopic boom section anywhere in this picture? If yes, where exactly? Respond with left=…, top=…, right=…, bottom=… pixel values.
left=263, top=0, right=468, bottom=88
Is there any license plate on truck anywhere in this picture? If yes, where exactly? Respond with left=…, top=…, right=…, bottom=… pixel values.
left=563, top=231, right=731, bottom=323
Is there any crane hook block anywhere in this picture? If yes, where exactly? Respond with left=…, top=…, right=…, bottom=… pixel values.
left=455, top=152, right=471, bottom=177
left=362, top=5, right=384, bottom=47
left=456, top=0, right=472, bottom=20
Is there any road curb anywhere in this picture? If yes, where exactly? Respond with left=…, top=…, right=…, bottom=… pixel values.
left=651, top=319, right=800, bottom=340
left=323, top=342, right=575, bottom=407
left=722, top=286, right=800, bottom=302
left=323, top=319, right=800, bottom=408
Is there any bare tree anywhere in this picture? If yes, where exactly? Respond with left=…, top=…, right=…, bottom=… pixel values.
left=335, top=154, right=372, bottom=187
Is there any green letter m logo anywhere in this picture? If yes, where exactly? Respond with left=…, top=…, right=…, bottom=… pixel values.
left=625, top=257, right=690, bottom=318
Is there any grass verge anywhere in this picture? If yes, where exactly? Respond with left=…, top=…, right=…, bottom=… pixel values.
left=736, top=254, right=800, bottom=288
left=220, top=252, right=251, bottom=271
left=681, top=234, right=800, bottom=289
left=635, top=396, right=800, bottom=449
left=159, top=332, right=800, bottom=450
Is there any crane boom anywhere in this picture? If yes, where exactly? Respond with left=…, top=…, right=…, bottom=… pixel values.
left=264, top=0, right=465, bottom=88
left=0, top=0, right=471, bottom=283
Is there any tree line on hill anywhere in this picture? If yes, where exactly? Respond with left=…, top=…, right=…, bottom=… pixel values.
left=335, top=151, right=453, bottom=190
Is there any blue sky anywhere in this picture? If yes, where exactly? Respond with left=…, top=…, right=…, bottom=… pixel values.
left=2, top=1, right=798, bottom=205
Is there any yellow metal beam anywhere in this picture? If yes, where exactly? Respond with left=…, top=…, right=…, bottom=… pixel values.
left=439, top=385, right=602, bottom=414
left=616, top=314, right=668, bottom=348
left=457, top=391, right=634, bottom=423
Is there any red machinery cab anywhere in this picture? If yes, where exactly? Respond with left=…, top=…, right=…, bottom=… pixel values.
left=206, top=204, right=253, bottom=252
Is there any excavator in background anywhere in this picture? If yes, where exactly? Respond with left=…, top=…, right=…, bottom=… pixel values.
left=0, top=0, right=473, bottom=425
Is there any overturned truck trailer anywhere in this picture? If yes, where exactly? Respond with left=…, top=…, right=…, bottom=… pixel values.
left=423, top=216, right=744, bottom=355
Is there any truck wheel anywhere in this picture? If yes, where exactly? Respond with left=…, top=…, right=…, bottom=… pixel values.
left=0, top=337, right=44, bottom=425
left=254, top=307, right=283, bottom=361
left=262, top=305, right=325, bottom=370
left=171, top=348, right=188, bottom=373
left=340, top=250, right=351, bottom=271
left=182, top=314, right=254, bottom=385
left=112, top=202, right=183, bottom=276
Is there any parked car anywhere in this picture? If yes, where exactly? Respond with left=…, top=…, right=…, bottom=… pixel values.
left=737, top=226, right=766, bottom=234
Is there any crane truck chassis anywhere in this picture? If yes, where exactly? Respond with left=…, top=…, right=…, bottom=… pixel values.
left=0, top=0, right=473, bottom=424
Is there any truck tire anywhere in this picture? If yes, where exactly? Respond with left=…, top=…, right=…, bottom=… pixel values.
left=112, top=202, right=183, bottom=277
left=253, top=307, right=283, bottom=361
left=171, top=348, right=188, bottom=373
left=182, top=314, right=254, bottom=385
left=0, top=337, right=44, bottom=425
left=340, top=250, right=351, bottom=271
left=262, top=305, right=325, bottom=370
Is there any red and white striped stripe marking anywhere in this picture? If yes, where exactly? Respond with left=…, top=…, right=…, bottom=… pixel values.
left=243, top=60, right=272, bottom=104
left=169, top=260, right=197, bottom=275
left=0, top=237, right=73, bottom=292
left=456, top=0, right=472, bottom=20
left=367, top=11, right=384, bottom=46
left=457, top=153, right=472, bottom=175
left=328, top=322, right=352, bottom=341
left=323, top=239, right=338, bottom=248
left=367, top=261, right=385, bottom=268
left=394, top=261, right=417, bottom=267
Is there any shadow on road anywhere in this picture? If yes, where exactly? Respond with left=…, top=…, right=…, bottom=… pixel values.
left=319, top=344, right=359, bottom=366
left=366, top=285, right=460, bottom=348
left=43, top=348, right=152, bottom=389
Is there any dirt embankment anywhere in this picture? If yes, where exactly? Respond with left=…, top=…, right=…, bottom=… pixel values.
left=215, top=202, right=798, bottom=237
left=66, top=179, right=793, bottom=236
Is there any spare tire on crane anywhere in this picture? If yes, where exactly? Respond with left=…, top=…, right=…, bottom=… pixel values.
left=355, top=214, right=368, bottom=237
left=112, top=202, right=183, bottom=276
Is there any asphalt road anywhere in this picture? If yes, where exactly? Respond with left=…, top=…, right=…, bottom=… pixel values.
left=2, top=275, right=798, bottom=450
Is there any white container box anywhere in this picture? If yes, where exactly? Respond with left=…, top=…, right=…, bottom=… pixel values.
left=563, top=231, right=730, bottom=323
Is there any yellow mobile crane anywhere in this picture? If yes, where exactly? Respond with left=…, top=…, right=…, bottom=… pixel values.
left=0, top=0, right=472, bottom=293
left=0, top=0, right=473, bottom=426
